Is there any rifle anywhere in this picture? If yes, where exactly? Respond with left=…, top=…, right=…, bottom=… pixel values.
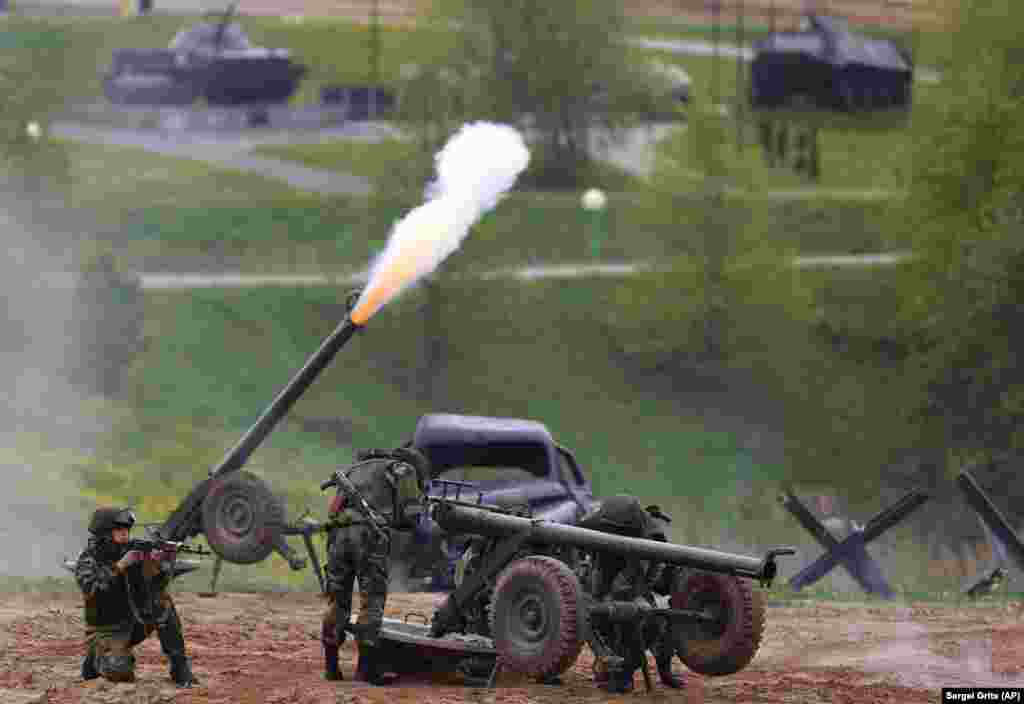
left=320, top=469, right=389, bottom=540
left=125, top=537, right=212, bottom=559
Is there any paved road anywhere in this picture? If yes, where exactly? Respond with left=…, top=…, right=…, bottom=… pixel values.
left=55, top=117, right=689, bottom=187
left=52, top=121, right=379, bottom=196
left=136, top=253, right=911, bottom=289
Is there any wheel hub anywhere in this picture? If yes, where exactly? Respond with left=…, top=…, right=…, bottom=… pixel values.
left=512, top=593, right=549, bottom=645
left=222, top=494, right=255, bottom=538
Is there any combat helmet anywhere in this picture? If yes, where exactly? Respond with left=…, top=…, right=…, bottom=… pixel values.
left=354, top=445, right=433, bottom=491
left=391, top=446, right=432, bottom=491
left=88, top=507, right=136, bottom=536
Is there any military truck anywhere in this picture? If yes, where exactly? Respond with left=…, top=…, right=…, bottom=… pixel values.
left=394, top=412, right=596, bottom=589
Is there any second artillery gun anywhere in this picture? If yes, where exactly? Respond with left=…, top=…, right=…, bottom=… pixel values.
left=349, top=488, right=794, bottom=688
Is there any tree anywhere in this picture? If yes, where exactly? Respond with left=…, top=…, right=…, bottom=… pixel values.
left=397, top=0, right=673, bottom=187
left=892, top=0, right=1024, bottom=471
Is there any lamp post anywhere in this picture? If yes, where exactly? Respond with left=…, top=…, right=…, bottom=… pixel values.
left=581, top=188, right=608, bottom=258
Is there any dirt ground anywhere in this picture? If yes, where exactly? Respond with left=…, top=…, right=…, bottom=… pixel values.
left=1, top=589, right=1022, bottom=704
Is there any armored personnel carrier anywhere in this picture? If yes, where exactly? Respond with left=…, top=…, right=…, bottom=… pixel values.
left=103, top=3, right=307, bottom=107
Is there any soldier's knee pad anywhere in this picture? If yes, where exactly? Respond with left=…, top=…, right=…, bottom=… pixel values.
left=98, top=654, right=136, bottom=682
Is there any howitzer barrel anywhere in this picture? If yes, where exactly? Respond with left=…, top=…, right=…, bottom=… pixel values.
left=158, top=304, right=362, bottom=544
left=432, top=503, right=775, bottom=581
left=210, top=317, right=362, bottom=478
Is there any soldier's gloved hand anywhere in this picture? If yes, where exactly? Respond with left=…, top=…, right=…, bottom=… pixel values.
left=116, top=550, right=145, bottom=571
left=399, top=500, right=424, bottom=530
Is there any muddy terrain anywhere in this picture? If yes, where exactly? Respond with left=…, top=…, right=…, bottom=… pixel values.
left=0, top=589, right=1021, bottom=704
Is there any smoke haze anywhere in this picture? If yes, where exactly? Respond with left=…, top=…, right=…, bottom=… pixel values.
left=0, top=198, right=95, bottom=578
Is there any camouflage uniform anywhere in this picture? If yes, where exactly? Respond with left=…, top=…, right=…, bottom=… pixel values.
left=73, top=508, right=197, bottom=687
left=583, top=496, right=684, bottom=692
left=320, top=447, right=428, bottom=684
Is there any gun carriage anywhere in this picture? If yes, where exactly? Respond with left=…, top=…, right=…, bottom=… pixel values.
left=383, top=491, right=793, bottom=686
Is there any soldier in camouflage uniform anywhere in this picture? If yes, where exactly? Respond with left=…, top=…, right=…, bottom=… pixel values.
left=73, top=507, right=198, bottom=687
left=320, top=446, right=429, bottom=684
left=583, top=496, right=685, bottom=693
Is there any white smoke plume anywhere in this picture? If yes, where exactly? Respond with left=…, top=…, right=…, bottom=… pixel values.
left=350, top=122, right=529, bottom=325
left=0, top=201, right=93, bottom=578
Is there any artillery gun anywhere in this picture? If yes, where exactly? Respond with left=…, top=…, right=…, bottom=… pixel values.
left=362, top=490, right=794, bottom=689
left=146, top=291, right=368, bottom=571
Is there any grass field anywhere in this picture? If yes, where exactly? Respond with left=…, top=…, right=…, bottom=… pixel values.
left=54, top=135, right=912, bottom=278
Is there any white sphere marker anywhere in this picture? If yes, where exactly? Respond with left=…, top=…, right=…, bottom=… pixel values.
left=581, top=188, right=607, bottom=212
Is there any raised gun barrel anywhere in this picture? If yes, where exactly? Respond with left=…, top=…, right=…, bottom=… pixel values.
left=432, top=501, right=785, bottom=583
left=156, top=292, right=364, bottom=565
left=210, top=316, right=361, bottom=479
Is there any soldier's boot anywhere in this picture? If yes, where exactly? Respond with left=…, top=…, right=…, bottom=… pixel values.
left=169, top=656, right=199, bottom=688
left=609, top=670, right=635, bottom=694
left=155, top=608, right=197, bottom=688
left=355, top=643, right=397, bottom=686
left=81, top=646, right=99, bottom=681
left=323, top=646, right=343, bottom=681
left=98, top=654, right=136, bottom=683
left=602, top=657, right=633, bottom=694
left=536, top=672, right=562, bottom=686
left=355, top=651, right=372, bottom=682
left=656, top=656, right=685, bottom=689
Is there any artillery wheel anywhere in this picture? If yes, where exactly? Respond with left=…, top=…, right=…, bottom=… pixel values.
left=488, top=556, right=584, bottom=678
left=671, top=573, right=765, bottom=676
left=201, top=471, right=285, bottom=564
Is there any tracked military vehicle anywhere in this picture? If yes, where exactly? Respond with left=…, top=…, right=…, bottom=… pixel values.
left=103, top=3, right=307, bottom=107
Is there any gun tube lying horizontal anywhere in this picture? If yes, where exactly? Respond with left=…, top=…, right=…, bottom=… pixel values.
left=432, top=502, right=778, bottom=582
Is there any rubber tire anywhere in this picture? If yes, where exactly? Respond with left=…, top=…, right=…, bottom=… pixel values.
left=201, top=471, right=285, bottom=564
left=489, top=556, right=584, bottom=678
left=671, top=573, right=765, bottom=676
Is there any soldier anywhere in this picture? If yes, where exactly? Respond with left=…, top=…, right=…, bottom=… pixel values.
left=584, top=496, right=685, bottom=693
left=320, top=446, right=429, bottom=684
left=73, top=507, right=198, bottom=687
left=639, top=505, right=686, bottom=691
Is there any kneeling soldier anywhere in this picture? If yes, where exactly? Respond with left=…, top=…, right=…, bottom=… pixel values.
left=321, top=446, right=429, bottom=684
left=74, top=507, right=198, bottom=687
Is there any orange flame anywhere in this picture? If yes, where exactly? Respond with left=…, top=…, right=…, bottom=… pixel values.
left=349, top=253, right=420, bottom=325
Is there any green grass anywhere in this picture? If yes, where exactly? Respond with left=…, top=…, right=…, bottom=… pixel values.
left=255, top=138, right=421, bottom=185
left=67, top=280, right=788, bottom=521
left=58, top=140, right=379, bottom=271
left=1, top=15, right=454, bottom=108
left=57, top=134, right=910, bottom=280
left=651, top=114, right=915, bottom=192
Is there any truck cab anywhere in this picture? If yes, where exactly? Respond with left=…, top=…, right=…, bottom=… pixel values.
left=394, top=413, right=595, bottom=589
